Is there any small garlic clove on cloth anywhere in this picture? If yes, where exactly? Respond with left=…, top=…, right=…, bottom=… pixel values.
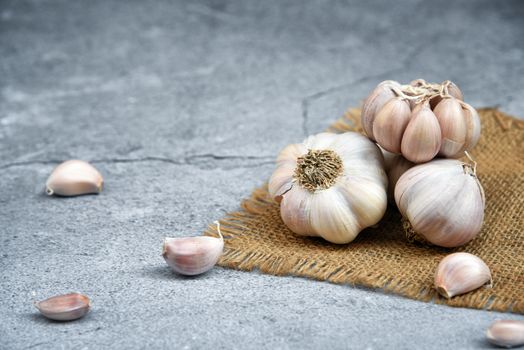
left=46, top=160, right=103, bottom=196
left=34, top=293, right=91, bottom=321
left=486, top=320, right=524, bottom=348
left=434, top=252, right=491, bottom=298
left=269, top=132, right=388, bottom=244
left=361, top=80, right=400, bottom=140
left=163, top=222, right=224, bottom=276
left=395, top=158, right=485, bottom=247
left=400, top=102, right=442, bottom=163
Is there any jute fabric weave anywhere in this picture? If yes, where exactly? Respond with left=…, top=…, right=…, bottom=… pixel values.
left=205, top=108, right=524, bottom=313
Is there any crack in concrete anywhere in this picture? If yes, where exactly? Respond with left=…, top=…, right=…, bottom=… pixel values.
left=0, top=154, right=275, bottom=171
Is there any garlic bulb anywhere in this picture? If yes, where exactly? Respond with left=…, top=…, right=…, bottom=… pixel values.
left=269, top=132, right=388, bottom=244
left=162, top=221, right=224, bottom=275
left=34, top=293, right=91, bottom=321
left=486, top=320, right=524, bottom=348
left=361, top=79, right=481, bottom=163
left=434, top=252, right=491, bottom=298
left=46, top=160, right=103, bottom=196
left=394, top=158, right=485, bottom=247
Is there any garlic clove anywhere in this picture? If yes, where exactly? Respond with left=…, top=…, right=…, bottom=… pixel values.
left=447, top=81, right=464, bottom=101
left=269, top=143, right=308, bottom=203
left=361, top=80, right=400, bottom=140
left=409, top=78, right=427, bottom=87
left=430, top=81, right=464, bottom=109
left=268, top=162, right=296, bottom=203
left=34, top=293, right=90, bottom=321
left=400, top=103, right=442, bottom=163
left=433, top=98, right=467, bottom=157
left=460, top=102, right=482, bottom=153
left=434, top=252, right=491, bottom=299
left=373, top=98, right=411, bottom=154
left=308, top=187, right=360, bottom=244
left=280, top=185, right=315, bottom=236
left=46, top=160, right=103, bottom=196
left=380, top=148, right=414, bottom=202
left=486, top=320, right=524, bottom=348
left=163, top=222, right=224, bottom=276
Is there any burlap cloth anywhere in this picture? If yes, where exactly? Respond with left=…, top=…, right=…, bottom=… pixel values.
left=205, top=108, right=524, bottom=313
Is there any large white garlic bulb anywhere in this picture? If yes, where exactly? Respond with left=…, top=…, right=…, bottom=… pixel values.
left=269, top=132, right=388, bottom=244
left=394, top=159, right=485, bottom=247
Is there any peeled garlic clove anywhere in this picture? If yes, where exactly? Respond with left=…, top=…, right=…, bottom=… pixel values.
left=434, top=252, right=491, bottom=298
left=46, top=160, right=103, bottom=196
left=486, top=320, right=524, bottom=348
left=395, top=159, right=485, bottom=247
left=400, top=102, right=442, bottom=163
left=461, top=102, right=482, bottom=152
left=433, top=98, right=467, bottom=157
left=163, top=222, right=224, bottom=276
left=34, top=293, right=90, bottom=321
left=361, top=80, right=400, bottom=140
left=373, top=98, right=411, bottom=154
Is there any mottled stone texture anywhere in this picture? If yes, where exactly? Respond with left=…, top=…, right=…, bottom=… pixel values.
left=0, top=0, right=522, bottom=349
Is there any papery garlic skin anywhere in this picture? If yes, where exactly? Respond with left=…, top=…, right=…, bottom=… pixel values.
left=34, top=293, right=90, bottom=321
left=269, top=132, right=388, bottom=244
left=395, top=159, right=485, bottom=247
left=434, top=252, right=491, bottom=298
left=486, top=320, right=524, bottom=348
left=46, top=160, right=103, bottom=196
left=163, top=231, right=224, bottom=276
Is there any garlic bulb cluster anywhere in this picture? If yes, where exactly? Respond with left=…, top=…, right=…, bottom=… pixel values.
left=46, top=160, right=103, bottom=196
left=434, top=252, right=491, bottom=299
left=163, top=221, right=224, bottom=275
left=34, top=293, right=91, bottom=321
left=362, top=79, right=481, bottom=163
left=269, top=132, right=388, bottom=244
left=395, top=158, right=485, bottom=247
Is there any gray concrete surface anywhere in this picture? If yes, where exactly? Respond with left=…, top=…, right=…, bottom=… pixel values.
left=1, top=0, right=523, bottom=349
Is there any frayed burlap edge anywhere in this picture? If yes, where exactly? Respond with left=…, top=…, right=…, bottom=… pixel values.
left=205, top=107, right=524, bottom=314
